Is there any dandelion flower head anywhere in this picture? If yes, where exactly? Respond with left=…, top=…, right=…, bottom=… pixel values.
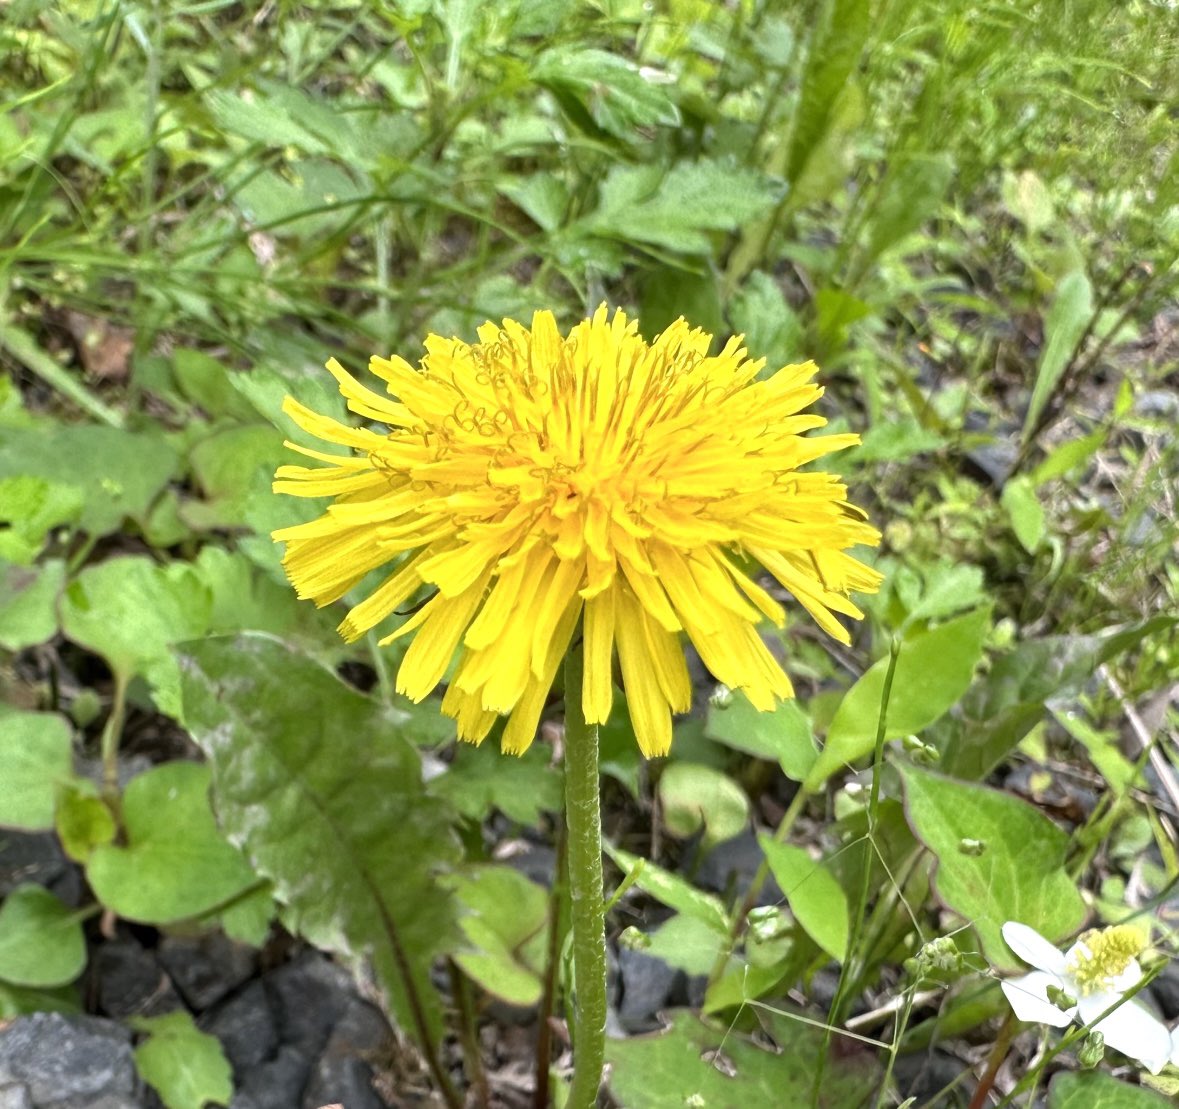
left=273, top=307, right=882, bottom=757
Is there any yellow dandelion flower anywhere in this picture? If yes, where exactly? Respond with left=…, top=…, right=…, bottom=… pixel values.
left=273, top=306, right=882, bottom=757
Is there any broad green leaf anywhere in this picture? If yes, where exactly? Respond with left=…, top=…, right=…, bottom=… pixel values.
left=432, top=740, right=562, bottom=827
left=532, top=47, right=679, bottom=140
left=449, top=866, right=548, bottom=1006
left=204, top=87, right=330, bottom=154
left=132, top=1011, right=233, bottom=1109
left=603, top=844, right=728, bottom=935
left=586, top=160, right=779, bottom=254
left=606, top=1009, right=878, bottom=1107
left=805, top=606, right=991, bottom=789
left=1001, top=475, right=1046, bottom=553
left=639, top=265, right=722, bottom=343
left=758, top=838, right=848, bottom=962
left=658, top=763, right=749, bottom=848
left=789, top=80, right=865, bottom=212
left=899, top=763, right=1085, bottom=967
left=813, top=286, right=872, bottom=353
left=178, top=633, right=462, bottom=1047
left=852, top=420, right=945, bottom=464
left=172, top=349, right=259, bottom=422
left=60, top=557, right=212, bottom=718
left=499, top=174, right=569, bottom=233
left=0, top=477, right=82, bottom=563
left=0, top=558, right=65, bottom=649
left=0, top=885, right=86, bottom=988
left=0, top=711, right=74, bottom=831
left=893, top=560, right=986, bottom=627
left=184, top=423, right=282, bottom=529
left=1023, top=270, right=1094, bottom=441
left=705, top=691, right=817, bottom=782
left=729, top=271, right=804, bottom=376
left=863, top=152, right=955, bottom=264
left=1048, top=1071, right=1170, bottom=1108
left=0, top=426, right=178, bottom=537
left=645, top=914, right=725, bottom=976
left=86, top=762, right=257, bottom=925
left=786, top=0, right=870, bottom=185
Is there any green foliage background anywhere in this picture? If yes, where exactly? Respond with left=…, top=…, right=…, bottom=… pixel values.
left=1, top=1, right=1176, bottom=1106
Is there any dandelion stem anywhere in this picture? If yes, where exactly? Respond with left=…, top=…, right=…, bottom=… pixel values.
left=563, top=643, right=607, bottom=1109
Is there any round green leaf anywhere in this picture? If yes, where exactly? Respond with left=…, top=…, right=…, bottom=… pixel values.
left=899, top=763, right=1086, bottom=968
left=86, top=761, right=256, bottom=924
left=132, top=1011, right=233, bottom=1109
left=1048, top=1071, right=1171, bottom=1108
left=0, top=884, right=87, bottom=988
left=0, top=710, right=74, bottom=831
left=705, top=692, right=817, bottom=781
left=658, top=762, right=750, bottom=848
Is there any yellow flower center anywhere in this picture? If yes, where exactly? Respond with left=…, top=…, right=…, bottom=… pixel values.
left=1066, top=925, right=1147, bottom=994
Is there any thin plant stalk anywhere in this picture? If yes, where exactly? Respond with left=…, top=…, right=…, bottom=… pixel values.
left=563, top=644, right=607, bottom=1109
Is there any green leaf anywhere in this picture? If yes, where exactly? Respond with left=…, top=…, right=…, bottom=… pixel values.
left=658, top=763, right=749, bottom=848
left=645, top=914, right=725, bottom=976
left=896, top=560, right=987, bottom=627
left=729, top=271, right=804, bottom=375
left=805, top=606, right=991, bottom=789
left=131, top=1011, right=233, bottom=1109
left=86, top=762, right=257, bottom=925
left=532, top=47, right=679, bottom=140
left=603, top=844, right=729, bottom=936
left=432, top=740, right=562, bottom=827
left=1029, top=429, right=1106, bottom=486
left=899, top=763, right=1085, bottom=967
left=758, top=838, right=849, bottom=962
left=639, top=265, right=723, bottom=343
left=0, top=980, right=80, bottom=1018
left=0, top=426, right=179, bottom=538
left=55, top=779, right=117, bottom=862
left=1002, top=170, right=1054, bottom=235
left=863, top=152, right=955, bottom=264
left=1048, top=1071, right=1171, bottom=1108
left=0, top=711, right=74, bottom=831
left=185, top=423, right=282, bottom=529
left=1023, top=270, right=1094, bottom=441
left=172, top=349, right=262, bottom=422
left=705, top=691, right=817, bottom=782
left=0, top=477, right=83, bottom=563
left=178, top=633, right=462, bottom=1047
left=1001, top=475, right=1047, bottom=553
left=606, top=1009, right=879, bottom=1108
left=60, top=556, right=213, bottom=718
left=586, top=160, right=780, bottom=254
left=852, top=420, right=945, bottom=464
left=449, top=866, right=548, bottom=1006
left=786, top=0, right=870, bottom=185
left=0, top=558, right=65, bottom=649
left=0, top=885, right=87, bottom=988
left=204, top=87, right=330, bottom=154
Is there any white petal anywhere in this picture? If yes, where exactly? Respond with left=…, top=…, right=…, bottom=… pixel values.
left=1001, top=971, right=1075, bottom=1027
left=1076, top=993, right=1172, bottom=1075
left=1002, top=922, right=1068, bottom=975
left=1107, top=959, right=1142, bottom=994
left=1170, top=1025, right=1179, bottom=1068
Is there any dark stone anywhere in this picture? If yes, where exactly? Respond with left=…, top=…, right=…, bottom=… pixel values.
left=302, top=1055, right=385, bottom=1109
left=616, top=948, right=682, bottom=1033
left=0, top=1013, right=141, bottom=1107
left=501, top=842, right=558, bottom=888
left=893, top=1048, right=974, bottom=1107
left=93, top=940, right=183, bottom=1020
left=203, top=981, right=279, bottom=1072
left=230, top=1045, right=309, bottom=1109
left=965, top=441, right=1018, bottom=487
left=158, top=932, right=257, bottom=1011
left=0, top=831, right=81, bottom=906
left=302, top=991, right=391, bottom=1108
left=1150, top=958, right=1179, bottom=1020
left=264, top=954, right=354, bottom=1056
left=695, top=830, right=782, bottom=907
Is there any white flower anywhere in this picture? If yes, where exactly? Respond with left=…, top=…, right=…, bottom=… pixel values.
left=1000, top=920, right=1171, bottom=1074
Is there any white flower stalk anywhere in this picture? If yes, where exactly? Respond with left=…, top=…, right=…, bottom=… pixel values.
left=1000, top=921, right=1171, bottom=1074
